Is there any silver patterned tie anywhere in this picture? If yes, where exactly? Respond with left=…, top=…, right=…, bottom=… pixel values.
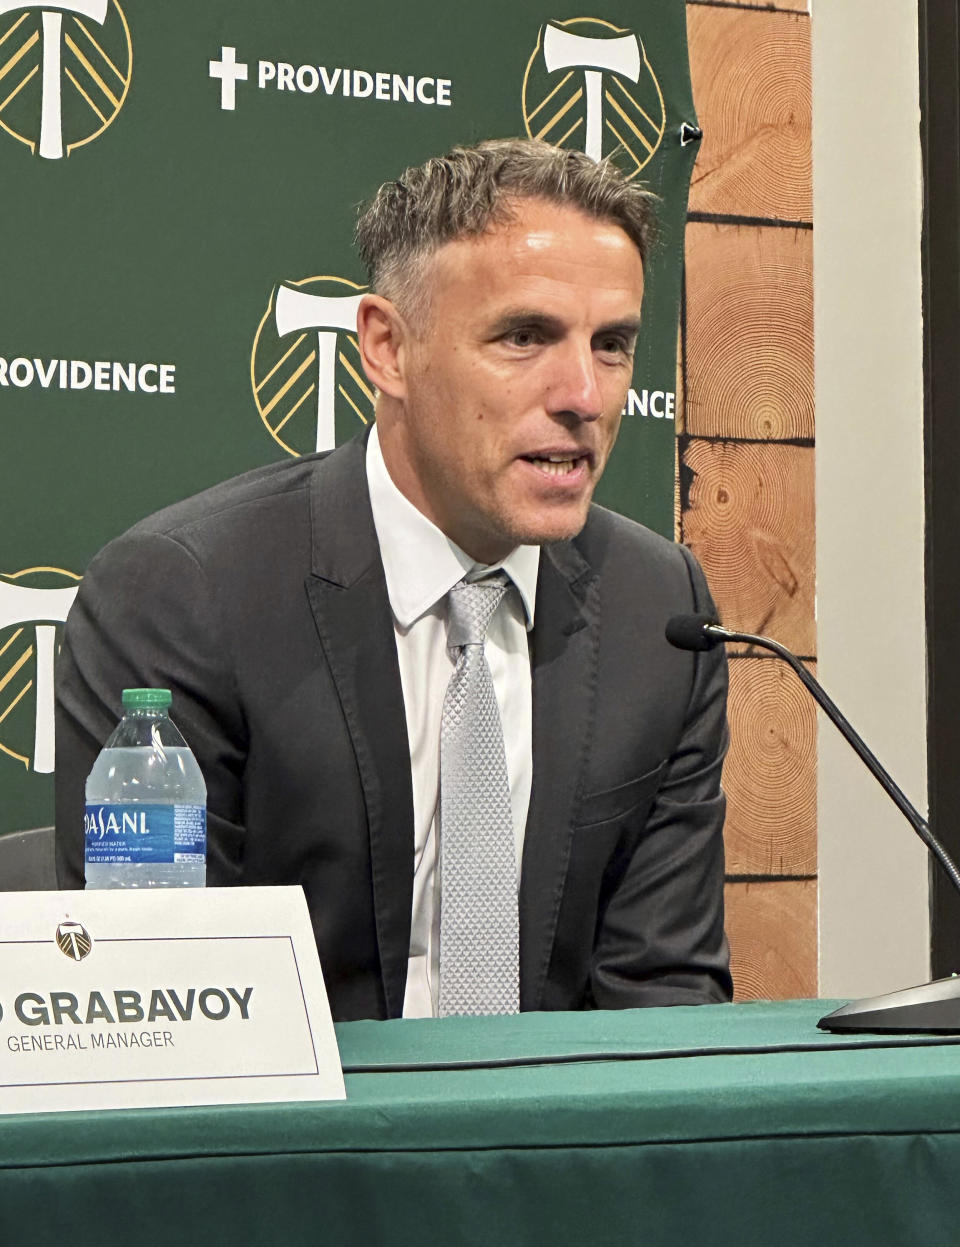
left=438, top=573, right=520, bottom=1016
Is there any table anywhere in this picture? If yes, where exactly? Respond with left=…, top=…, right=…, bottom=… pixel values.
left=2, top=999, right=960, bottom=1245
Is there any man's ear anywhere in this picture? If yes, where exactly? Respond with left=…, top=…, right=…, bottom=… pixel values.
left=357, top=294, right=409, bottom=399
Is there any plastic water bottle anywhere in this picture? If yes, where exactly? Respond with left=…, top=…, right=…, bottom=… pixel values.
left=84, top=688, right=207, bottom=889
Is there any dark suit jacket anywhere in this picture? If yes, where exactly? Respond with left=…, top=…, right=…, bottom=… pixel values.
left=55, top=436, right=732, bottom=1020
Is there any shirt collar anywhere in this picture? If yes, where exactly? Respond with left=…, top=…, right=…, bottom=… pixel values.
left=366, top=423, right=539, bottom=630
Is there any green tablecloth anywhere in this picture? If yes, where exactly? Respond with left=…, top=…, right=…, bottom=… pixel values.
left=3, top=999, right=960, bottom=1245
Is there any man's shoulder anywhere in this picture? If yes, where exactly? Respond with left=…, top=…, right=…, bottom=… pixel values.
left=126, top=451, right=332, bottom=544
left=575, top=502, right=695, bottom=574
left=564, top=502, right=713, bottom=616
left=85, top=438, right=370, bottom=588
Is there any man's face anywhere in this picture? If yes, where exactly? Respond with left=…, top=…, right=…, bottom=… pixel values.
left=378, top=197, right=645, bottom=564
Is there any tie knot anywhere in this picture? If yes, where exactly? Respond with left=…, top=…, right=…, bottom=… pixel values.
left=446, top=573, right=510, bottom=649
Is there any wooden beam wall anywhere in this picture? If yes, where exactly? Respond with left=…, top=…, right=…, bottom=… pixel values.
left=682, top=0, right=814, bottom=999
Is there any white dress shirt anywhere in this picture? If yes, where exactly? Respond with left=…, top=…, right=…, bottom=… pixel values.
left=365, top=424, right=540, bottom=1017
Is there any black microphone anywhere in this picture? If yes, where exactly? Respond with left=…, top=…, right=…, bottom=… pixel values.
left=666, top=612, right=960, bottom=1032
left=664, top=612, right=720, bottom=652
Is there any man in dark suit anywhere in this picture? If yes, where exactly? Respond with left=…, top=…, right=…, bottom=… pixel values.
left=56, top=139, right=732, bottom=1021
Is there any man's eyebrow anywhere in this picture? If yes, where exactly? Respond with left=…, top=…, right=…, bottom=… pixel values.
left=595, top=317, right=643, bottom=339
left=486, top=310, right=565, bottom=336
left=485, top=312, right=644, bottom=338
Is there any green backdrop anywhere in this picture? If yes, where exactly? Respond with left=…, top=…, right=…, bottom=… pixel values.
left=0, top=0, right=698, bottom=836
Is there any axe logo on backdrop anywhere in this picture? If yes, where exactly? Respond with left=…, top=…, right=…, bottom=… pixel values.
left=250, top=277, right=374, bottom=458
left=0, top=0, right=132, bottom=159
left=0, top=567, right=79, bottom=775
left=522, top=17, right=664, bottom=172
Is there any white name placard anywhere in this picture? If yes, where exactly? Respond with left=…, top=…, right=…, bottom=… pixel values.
left=0, top=886, right=345, bottom=1114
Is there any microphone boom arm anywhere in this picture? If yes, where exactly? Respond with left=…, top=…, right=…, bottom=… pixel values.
left=706, top=623, right=960, bottom=899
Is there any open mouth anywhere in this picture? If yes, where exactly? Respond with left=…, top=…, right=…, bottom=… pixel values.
left=522, top=454, right=590, bottom=478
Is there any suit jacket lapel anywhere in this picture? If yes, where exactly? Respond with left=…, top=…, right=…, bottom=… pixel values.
left=303, top=439, right=414, bottom=1019
left=520, top=538, right=599, bottom=1010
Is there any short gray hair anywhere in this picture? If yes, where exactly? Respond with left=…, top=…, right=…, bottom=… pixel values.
left=355, top=137, right=657, bottom=326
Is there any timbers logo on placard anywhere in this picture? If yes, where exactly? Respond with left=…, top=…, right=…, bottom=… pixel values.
left=250, top=276, right=375, bottom=458
left=0, top=567, right=79, bottom=774
left=0, top=0, right=132, bottom=159
left=56, top=919, right=93, bottom=960
left=523, top=17, right=664, bottom=173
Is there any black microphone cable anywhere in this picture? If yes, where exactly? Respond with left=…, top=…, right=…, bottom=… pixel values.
left=666, top=612, right=960, bottom=900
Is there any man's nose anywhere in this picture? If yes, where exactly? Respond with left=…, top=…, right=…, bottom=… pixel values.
left=547, top=342, right=604, bottom=422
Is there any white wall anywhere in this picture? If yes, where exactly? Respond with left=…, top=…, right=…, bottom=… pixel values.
left=812, top=0, right=929, bottom=996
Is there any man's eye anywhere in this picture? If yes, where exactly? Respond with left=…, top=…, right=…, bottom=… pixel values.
left=507, top=328, right=541, bottom=348
left=597, top=336, right=633, bottom=356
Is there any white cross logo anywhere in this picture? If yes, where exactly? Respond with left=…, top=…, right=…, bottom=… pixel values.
left=209, top=45, right=248, bottom=111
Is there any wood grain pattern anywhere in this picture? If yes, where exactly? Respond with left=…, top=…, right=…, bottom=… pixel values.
left=725, top=879, right=817, bottom=1000
left=684, top=222, right=813, bottom=439
left=689, top=1, right=808, bottom=11
left=682, top=0, right=817, bottom=1000
left=681, top=439, right=815, bottom=655
left=675, top=318, right=686, bottom=435
left=723, top=655, right=816, bottom=875
left=687, top=6, right=812, bottom=220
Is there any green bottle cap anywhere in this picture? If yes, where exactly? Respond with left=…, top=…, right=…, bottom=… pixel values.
left=121, top=688, right=172, bottom=709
